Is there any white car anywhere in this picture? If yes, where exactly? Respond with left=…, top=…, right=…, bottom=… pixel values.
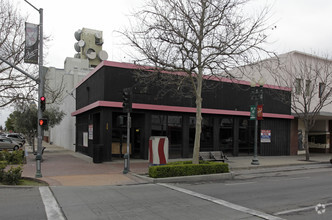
left=0, top=137, right=21, bottom=151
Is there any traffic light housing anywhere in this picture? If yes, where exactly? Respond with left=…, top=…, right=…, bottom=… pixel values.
left=122, top=88, right=132, bottom=113
left=40, top=96, right=46, bottom=112
left=39, top=118, right=48, bottom=127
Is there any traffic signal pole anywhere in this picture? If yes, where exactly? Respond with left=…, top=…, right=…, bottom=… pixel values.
left=24, top=0, right=44, bottom=178
left=122, top=88, right=132, bottom=174
left=126, top=112, right=131, bottom=172
left=0, top=1, right=44, bottom=178
left=36, top=6, right=44, bottom=178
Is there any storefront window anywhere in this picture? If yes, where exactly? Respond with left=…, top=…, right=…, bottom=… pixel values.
left=168, top=116, right=182, bottom=158
left=201, top=117, right=214, bottom=151
left=151, top=115, right=167, bottom=136
left=151, top=114, right=182, bottom=158
left=220, top=118, right=233, bottom=153
left=239, top=119, right=251, bottom=154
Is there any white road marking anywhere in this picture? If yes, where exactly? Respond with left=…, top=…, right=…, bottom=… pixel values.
left=274, top=202, right=332, bottom=216
left=39, top=186, right=66, bottom=220
left=158, top=183, right=284, bottom=220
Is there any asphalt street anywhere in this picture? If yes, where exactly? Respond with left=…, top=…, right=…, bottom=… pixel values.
left=177, top=166, right=332, bottom=220
left=0, top=186, right=47, bottom=220
left=1, top=165, right=332, bottom=219
left=50, top=183, right=262, bottom=220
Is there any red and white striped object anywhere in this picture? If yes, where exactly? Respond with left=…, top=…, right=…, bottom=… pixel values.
left=149, top=136, right=169, bottom=165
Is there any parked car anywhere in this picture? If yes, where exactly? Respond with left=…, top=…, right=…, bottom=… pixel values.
left=0, top=137, right=21, bottom=151
left=5, top=133, right=26, bottom=147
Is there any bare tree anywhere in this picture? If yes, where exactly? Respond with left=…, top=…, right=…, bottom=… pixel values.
left=262, top=52, right=332, bottom=161
left=124, top=0, right=274, bottom=163
left=0, top=0, right=38, bottom=107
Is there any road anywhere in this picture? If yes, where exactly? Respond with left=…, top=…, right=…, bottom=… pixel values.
left=0, top=166, right=331, bottom=219
left=0, top=187, right=47, bottom=220
left=177, top=166, right=332, bottom=220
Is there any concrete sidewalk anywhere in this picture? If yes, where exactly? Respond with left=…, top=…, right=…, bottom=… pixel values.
left=22, top=142, right=332, bottom=186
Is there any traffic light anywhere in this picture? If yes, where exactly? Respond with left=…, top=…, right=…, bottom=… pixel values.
left=39, top=118, right=48, bottom=127
left=122, top=88, right=132, bottom=113
left=40, top=96, right=46, bottom=112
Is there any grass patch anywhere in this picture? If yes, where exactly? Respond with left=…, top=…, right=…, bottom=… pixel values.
left=18, top=178, right=48, bottom=186
left=0, top=177, right=48, bottom=186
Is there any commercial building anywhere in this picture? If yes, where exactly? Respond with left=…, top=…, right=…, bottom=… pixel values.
left=237, top=51, right=332, bottom=154
left=72, top=61, right=294, bottom=162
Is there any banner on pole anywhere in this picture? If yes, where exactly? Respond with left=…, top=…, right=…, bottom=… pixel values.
left=24, top=22, right=39, bottom=64
left=250, top=105, right=256, bottom=120
left=257, top=104, right=263, bottom=120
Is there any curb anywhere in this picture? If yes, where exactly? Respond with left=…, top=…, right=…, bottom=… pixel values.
left=132, top=172, right=234, bottom=183
left=229, top=161, right=330, bottom=171
left=229, top=161, right=331, bottom=172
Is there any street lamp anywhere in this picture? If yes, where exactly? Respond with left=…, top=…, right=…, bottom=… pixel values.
left=24, top=0, right=44, bottom=177
left=250, top=78, right=264, bottom=165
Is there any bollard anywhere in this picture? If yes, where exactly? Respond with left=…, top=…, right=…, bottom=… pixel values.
left=123, top=153, right=129, bottom=174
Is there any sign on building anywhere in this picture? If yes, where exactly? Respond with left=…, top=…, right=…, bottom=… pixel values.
left=261, top=130, right=271, bottom=143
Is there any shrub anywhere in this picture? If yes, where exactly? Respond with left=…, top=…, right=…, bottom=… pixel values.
left=2, top=166, right=22, bottom=185
left=0, top=150, right=10, bottom=161
left=0, top=150, right=24, bottom=185
left=0, top=161, right=8, bottom=182
left=149, top=161, right=229, bottom=178
left=0, top=150, right=24, bottom=164
left=10, top=150, right=24, bottom=164
left=167, top=160, right=210, bottom=165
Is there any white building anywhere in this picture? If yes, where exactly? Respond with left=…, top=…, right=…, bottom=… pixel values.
left=44, top=28, right=108, bottom=151
left=235, top=51, right=332, bottom=153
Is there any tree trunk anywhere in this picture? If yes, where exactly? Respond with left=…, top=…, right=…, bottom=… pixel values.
left=192, top=75, right=203, bottom=164
left=32, top=135, right=35, bottom=153
left=304, top=129, right=310, bottom=161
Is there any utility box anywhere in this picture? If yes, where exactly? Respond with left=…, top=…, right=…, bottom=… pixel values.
left=149, top=136, right=169, bottom=166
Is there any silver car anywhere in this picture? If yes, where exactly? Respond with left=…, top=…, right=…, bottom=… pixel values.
left=5, top=133, right=25, bottom=147
left=0, top=137, right=21, bottom=151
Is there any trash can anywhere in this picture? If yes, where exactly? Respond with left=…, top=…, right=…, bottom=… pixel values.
left=93, top=144, right=103, bottom=163
left=149, top=136, right=169, bottom=166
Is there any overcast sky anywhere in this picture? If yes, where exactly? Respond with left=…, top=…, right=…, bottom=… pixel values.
left=2, top=0, right=332, bottom=127
left=13, top=0, right=332, bottom=68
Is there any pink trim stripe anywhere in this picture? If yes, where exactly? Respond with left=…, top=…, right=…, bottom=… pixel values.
left=75, top=60, right=291, bottom=91
left=72, top=100, right=294, bottom=119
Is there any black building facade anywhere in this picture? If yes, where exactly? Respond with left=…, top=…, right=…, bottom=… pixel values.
left=72, top=61, right=294, bottom=162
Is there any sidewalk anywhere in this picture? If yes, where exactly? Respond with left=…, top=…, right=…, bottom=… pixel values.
left=22, top=143, right=148, bottom=186
left=22, top=142, right=332, bottom=186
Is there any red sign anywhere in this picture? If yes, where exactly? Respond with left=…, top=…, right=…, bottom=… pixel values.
left=257, top=104, right=263, bottom=120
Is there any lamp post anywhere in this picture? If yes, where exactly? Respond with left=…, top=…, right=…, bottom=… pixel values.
left=24, top=0, right=44, bottom=177
left=250, top=79, right=264, bottom=165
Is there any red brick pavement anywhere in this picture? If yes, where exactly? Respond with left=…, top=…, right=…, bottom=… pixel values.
left=22, top=147, right=150, bottom=186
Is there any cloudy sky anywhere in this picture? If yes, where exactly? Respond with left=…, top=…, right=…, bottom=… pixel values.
left=14, top=0, right=332, bottom=68
left=2, top=0, right=332, bottom=127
